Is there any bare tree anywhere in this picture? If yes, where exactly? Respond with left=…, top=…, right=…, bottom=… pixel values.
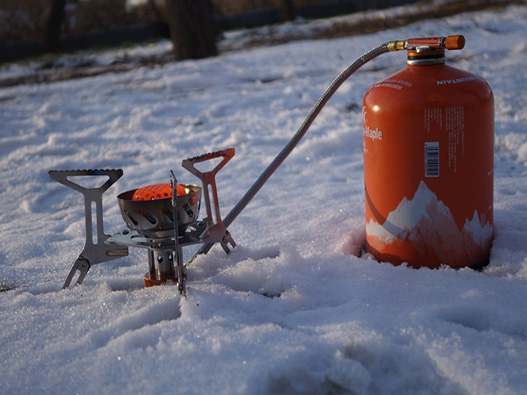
left=165, top=0, right=217, bottom=60
left=282, top=0, right=295, bottom=21
left=41, top=0, right=67, bottom=53
left=147, top=0, right=164, bottom=25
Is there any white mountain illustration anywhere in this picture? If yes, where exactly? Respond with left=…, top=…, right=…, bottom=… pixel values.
left=366, top=181, right=493, bottom=265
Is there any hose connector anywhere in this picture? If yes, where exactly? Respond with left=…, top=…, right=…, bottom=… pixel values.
left=388, top=35, right=465, bottom=52
left=387, top=40, right=407, bottom=51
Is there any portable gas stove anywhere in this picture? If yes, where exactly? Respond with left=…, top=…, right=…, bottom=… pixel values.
left=50, top=148, right=236, bottom=294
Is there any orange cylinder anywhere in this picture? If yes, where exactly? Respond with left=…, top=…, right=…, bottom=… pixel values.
left=362, top=48, right=494, bottom=268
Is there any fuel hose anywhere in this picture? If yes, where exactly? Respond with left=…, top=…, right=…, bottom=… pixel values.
left=191, top=41, right=392, bottom=259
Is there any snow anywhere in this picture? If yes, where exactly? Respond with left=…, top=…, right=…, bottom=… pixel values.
left=1, top=3, right=527, bottom=394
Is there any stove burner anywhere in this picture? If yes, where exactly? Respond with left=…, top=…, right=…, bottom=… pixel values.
left=117, top=184, right=201, bottom=239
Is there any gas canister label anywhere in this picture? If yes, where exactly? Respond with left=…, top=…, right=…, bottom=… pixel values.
left=436, top=76, right=477, bottom=85
left=424, top=106, right=465, bottom=174
left=424, top=142, right=439, bottom=177
left=372, top=78, right=413, bottom=91
left=362, top=106, right=383, bottom=142
left=445, top=106, right=465, bottom=173
left=363, top=125, right=383, bottom=141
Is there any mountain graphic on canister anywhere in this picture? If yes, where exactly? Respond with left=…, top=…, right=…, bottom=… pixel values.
left=366, top=181, right=493, bottom=267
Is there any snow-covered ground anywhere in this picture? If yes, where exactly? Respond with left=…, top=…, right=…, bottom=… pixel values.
left=1, top=4, right=527, bottom=394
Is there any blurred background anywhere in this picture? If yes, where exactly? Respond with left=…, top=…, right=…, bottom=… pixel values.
left=0, top=0, right=433, bottom=62
left=0, top=0, right=416, bottom=41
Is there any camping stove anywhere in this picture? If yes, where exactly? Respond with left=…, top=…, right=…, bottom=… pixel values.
left=50, top=35, right=473, bottom=294
left=49, top=148, right=236, bottom=294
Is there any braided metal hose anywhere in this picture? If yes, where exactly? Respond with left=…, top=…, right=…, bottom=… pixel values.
left=192, top=42, right=392, bottom=258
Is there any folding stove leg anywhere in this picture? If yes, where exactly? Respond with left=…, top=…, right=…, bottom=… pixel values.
left=49, top=169, right=129, bottom=288
left=181, top=148, right=237, bottom=253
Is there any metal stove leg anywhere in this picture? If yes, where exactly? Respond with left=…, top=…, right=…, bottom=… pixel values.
left=220, top=230, right=237, bottom=254
left=181, top=149, right=237, bottom=251
left=49, top=169, right=129, bottom=288
left=63, top=258, right=90, bottom=288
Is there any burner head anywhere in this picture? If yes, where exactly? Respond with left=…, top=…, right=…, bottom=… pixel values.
left=117, top=184, right=201, bottom=238
left=132, top=183, right=187, bottom=201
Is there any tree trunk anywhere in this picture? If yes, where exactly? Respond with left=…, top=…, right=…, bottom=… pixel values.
left=41, top=0, right=67, bottom=53
left=165, top=0, right=217, bottom=60
left=282, top=0, right=295, bottom=22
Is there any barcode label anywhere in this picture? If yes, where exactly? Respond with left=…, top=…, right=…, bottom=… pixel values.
left=425, top=142, right=439, bottom=177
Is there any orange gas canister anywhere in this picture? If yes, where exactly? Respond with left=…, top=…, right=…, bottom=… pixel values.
left=362, top=43, right=494, bottom=268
